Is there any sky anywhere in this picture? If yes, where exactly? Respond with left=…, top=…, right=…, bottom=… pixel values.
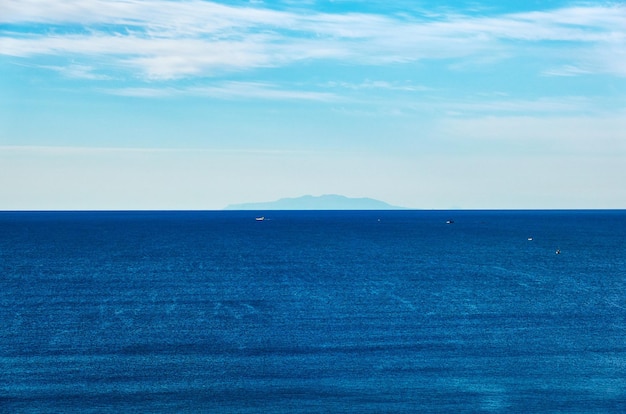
left=1, top=0, right=625, bottom=210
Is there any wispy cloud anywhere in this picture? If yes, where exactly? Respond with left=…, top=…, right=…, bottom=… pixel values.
left=104, top=81, right=338, bottom=101
left=43, top=63, right=114, bottom=80
left=542, top=64, right=594, bottom=77
left=326, top=80, right=431, bottom=92
left=331, top=94, right=612, bottom=120
left=2, top=1, right=625, bottom=81
left=442, top=96, right=599, bottom=115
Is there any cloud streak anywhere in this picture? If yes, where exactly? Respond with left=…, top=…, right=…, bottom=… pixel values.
left=2, top=1, right=625, bottom=81
left=104, top=81, right=338, bottom=101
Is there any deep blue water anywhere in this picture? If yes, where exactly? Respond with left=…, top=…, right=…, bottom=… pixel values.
left=1, top=210, right=625, bottom=413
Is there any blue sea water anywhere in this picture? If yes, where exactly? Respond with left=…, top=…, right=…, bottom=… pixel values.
left=1, top=210, right=625, bottom=413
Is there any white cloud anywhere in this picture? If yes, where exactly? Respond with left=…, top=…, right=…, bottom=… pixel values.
left=2, top=1, right=625, bottom=80
left=104, top=81, right=338, bottom=101
left=442, top=96, right=597, bottom=115
left=189, top=81, right=339, bottom=101
left=327, top=80, right=432, bottom=92
left=542, top=64, right=594, bottom=77
left=44, top=63, right=113, bottom=80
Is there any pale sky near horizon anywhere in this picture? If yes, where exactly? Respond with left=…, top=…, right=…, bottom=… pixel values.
left=1, top=0, right=625, bottom=210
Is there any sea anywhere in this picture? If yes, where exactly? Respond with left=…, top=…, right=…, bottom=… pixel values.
left=1, top=210, right=625, bottom=413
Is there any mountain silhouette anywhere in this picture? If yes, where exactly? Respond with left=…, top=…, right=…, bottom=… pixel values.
left=225, top=194, right=403, bottom=210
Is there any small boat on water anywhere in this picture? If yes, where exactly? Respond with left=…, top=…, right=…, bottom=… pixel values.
left=255, top=217, right=265, bottom=221
left=555, top=249, right=561, bottom=255
left=446, top=220, right=454, bottom=224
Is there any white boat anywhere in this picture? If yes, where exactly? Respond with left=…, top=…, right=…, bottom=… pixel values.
left=255, top=217, right=265, bottom=221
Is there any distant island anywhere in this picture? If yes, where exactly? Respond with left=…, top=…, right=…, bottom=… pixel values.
left=224, top=194, right=404, bottom=210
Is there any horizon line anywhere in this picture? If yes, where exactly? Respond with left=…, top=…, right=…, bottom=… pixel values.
left=1, top=208, right=624, bottom=212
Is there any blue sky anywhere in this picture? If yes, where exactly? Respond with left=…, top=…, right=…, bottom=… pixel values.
left=1, top=0, right=625, bottom=209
